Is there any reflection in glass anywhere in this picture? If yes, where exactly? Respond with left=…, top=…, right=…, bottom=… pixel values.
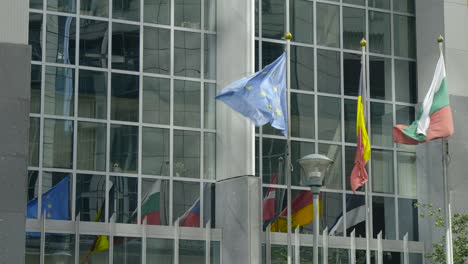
left=174, top=80, right=201, bottom=128
left=47, top=0, right=76, bottom=13
left=174, top=31, right=201, bottom=78
left=203, top=183, right=214, bottom=225
left=291, top=45, right=314, bottom=91
left=29, top=118, right=40, bottom=167
left=291, top=141, right=314, bottom=186
left=369, top=0, right=390, bottom=10
left=204, top=0, right=216, bottom=31
left=79, top=19, right=108, bottom=68
left=112, top=23, right=140, bottom=71
left=30, top=0, right=43, bottom=9
left=370, top=56, right=392, bottom=100
left=25, top=232, right=41, bottom=263
left=372, top=196, right=396, bottom=239
left=44, top=234, right=75, bottom=263
left=301, top=192, right=342, bottom=235
left=397, top=152, right=417, bottom=197
left=398, top=198, right=419, bottom=241
left=369, top=11, right=391, bottom=54
left=29, top=13, right=42, bottom=61
left=345, top=146, right=363, bottom=191
left=141, top=179, right=170, bottom=225
left=317, top=49, right=340, bottom=94
left=345, top=194, right=366, bottom=237
left=81, top=0, right=109, bottom=17
left=343, top=53, right=361, bottom=96
left=343, top=7, right=365, bottom=51
left=395, top=105, right=415, bottom=151
left=79, top=235, right=109, bottom=263
left=144, top=0, right=170, bottom=25
left=395, top=60, right=417, bottom=103
left=173, top=130, right=200, bottom=178
left=290, top=0, right=313, bottom=44
left=291, top=93, right=314, bottom=139
left=147, top=238, right=173, bottom=263
left=77, top=122, right=106, bottom=171
left=41, top=171, right=72, bottom=220
left=143, top=27, right=170, bottom=74
left=110, top=176, right=138, bottom=223
left=175, top=0, right=201, bottom=29
left=371, top=149, right=394, bottom=194
left=31, top=65, right=42, bottom=113
left=173, top=181, right=199, bottom=223
left=316, top=3, right=340, bottom=48
left=76, top=174, right=106, bottom=221
left=179, top=240, right=205, bottom=263
left=319, top=144, right=342, bottom=190
left=43, top=119, right=74, bottom=169
left=318, top=96, right=341, bottom=142
left=44, top=66, right=74, bottom=116
left=344, top=99, right=357, bottom=143
left=262, top=41, right=283, bottom=68
left=143, top=76, right=170, bottom=125
left=110, top=125, right=138, bottom=173
left=394, top=0, right=415, bottom=14
left=261, top=138, right=287, bottom=185
left=344, top=0, right=364, bottom=6
left=371, top=102, right=393, bottom=147
left=204, top=83, right=216, bottom=129
left=78, top=70, right=107, bottom=119
left=204, top=34, right=216, bottom=79
left=111, top=73, right=139, bottom=122
left=261, top=0, right=285, bottom=39
left=46, top=15, right=76, bottom=64
left=113, top=0, right=140, bottom=21
left=394, top=15, right=416, bottom=58
left=27, top=171, right=39, bottom=218
left=113, top=237, right=142, bottom=263
left=204, top=133, right=216, bottom=180
left=142, top=127, right=170, bottom=175
left=210, top=241, right=221, bottom=264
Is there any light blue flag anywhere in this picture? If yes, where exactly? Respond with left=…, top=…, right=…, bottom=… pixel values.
left=216, top=52, right=288, bottom=136
left=27, top=176, right=69, bottom=220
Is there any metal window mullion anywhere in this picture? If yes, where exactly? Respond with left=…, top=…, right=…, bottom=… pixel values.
left=105, top=0, right=113, bottom=230
left=72, top=0, right=80, bottom=222
left=199, top=0, right=206, bottom=225
left=138, top=0, right=144, bottom=227
left=313, top=0, right=318, bottom=154
left=169, top=0, right=175, bottom=227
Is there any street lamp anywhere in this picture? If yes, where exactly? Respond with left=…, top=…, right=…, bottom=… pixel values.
left=298, top=154, right=333, bottom=264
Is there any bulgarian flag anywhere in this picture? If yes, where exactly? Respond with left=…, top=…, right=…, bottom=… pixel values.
left=140, top=180, right=162, bottom=225
left=393, top=53, right=454, bottom=144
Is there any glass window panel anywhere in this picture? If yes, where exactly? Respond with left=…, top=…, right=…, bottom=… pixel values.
left=79, top=19, right=108, bottom=68
left=291, top=141, right=314, bottom=186
left=30, top=65, right=41, bottom=113
left=397, top=152, right=416, bottom=197
left=77, top=122, right=106, bottom=171
left=398, top=198, right=419, bottom=241
left=394, top=15, right=416, bottom=58
left=395, top=105, right=415, bottom=151
left=369, top=0, right=390, bottom=10
left=369, top=11, right=391, bottom=55
left=291, top=45, right=314, bottom=91
left=179, top=240, right=205, bottom=263
left=204, top=133, right=216, bottom=180
left=291, top=92, right=314, bottom=139
left=210, top=241, right=220, bottom=264
left=344, top=99, right=357, bottom=143
left=343, top=7, right=365, bottom=51
left=30, top=0, right=43, bottom=9
left=204, top=0, right=216, bottom=31
left=29, top=13, right=42, bottom=61
left=173, top=181, right=200, bottom=224
left=203, top=183, right=214, bottom=226
left=370, top=56, right=392, bottom=100
left=75, top=174, right=106, bottom=221
left=112, top=23, right=140, bottom=71
left=302, top=192, right=343, bottom=235
left=345, top=194, right=367, bottom=237
left=204, top=34, right=216, bottom=79
left=262, top=138, right=287, bottom=185
left=79, top=235, right=109, bottom=262
left=318, top=96, right=341, bottom=142
left=142, top=127, right=170, bottom=175
left=174, top=130, right=200, bottom=178
left=43, top=119, right=74, bottom=169
left=44, top=66, right=75, bottom=116
left=174, top=80, right=201, bottom=128
left=371, top=149, right=394, bottom=194
left=81, top=0, right=108, bottom=17
left=319, top=144, right=342, bottom=190
left=409, top=253, right=423, bottom=263
left=372, top=196, right=396, bottom=239
left=47, top=0, right=76, bottom=13
left=44, top=234, right=74, bottom=263
left=109, top=176, right=138, bottom=223
left=46, top=15, right=76, bottom=64
left=29, top=118, right=40, bottom=167
left=41, top=172, right=72, bottom=220
left=113, top=0, right=140, bottom=21
left=344, top=0, right=365, bottom=6
left=317, top=3, right=340, bottom=48
left=262, top=41, right=283, bottom=68
left=290, top=0, right=313, bottom=44
left=25, top=232, right=41, bottom=263
left=147, top=238, right=173, bottom=263
left=370, top=102, right=393, bottom=147
left=395, top=60, right=417, bottom=103
left=175, top=0, right=201, bottom=29
left=110, top=125, right=138, bottom=173
left=143, top=76, right=170, bottom=125
left=144, top=0, right=170, bottom=25
left=113, top=237, right=142, bottom=263
left=141, top=179, right=170, bottom=225
left=393, top=0, right=415, bottom=14
left=204, top=83, right=216, bottom=129
left=261, top=0, right=285, bottom=39
left=343, top=53, right=361, bottom=96
left=345, top=146, right=364, bottom=191
left=317, top=49, right=340, bottom=94
left=143, top=26, right=170, bottom=75
left=271, top=245, right=288, bottom=262
left=78, top=70, right=107, bottom=119
left=174, top=30, right=201, bottom=78
left=111, top=73, right=139, bottom=122
left=326, top=248, right=350, bottom=263
left=27, top=171, right=40, bottom=219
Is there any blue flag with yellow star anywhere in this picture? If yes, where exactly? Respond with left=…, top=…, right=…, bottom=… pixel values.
left=27, top=176, right=69, bottom=220
left=216, top=52, right=288, bottom=136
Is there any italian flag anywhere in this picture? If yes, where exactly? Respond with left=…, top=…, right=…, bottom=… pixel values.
left=394, top=54, right=454, bottom=145
left=140, top=180, right=162, bottom=225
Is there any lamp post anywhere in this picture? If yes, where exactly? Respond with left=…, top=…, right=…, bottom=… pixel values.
left=298, top=154, right=333, bottom=264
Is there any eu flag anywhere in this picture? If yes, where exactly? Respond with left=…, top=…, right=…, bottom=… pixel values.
left=27, top=176, right=70, bottom=220
left=216, top=52, right=288, bottom=136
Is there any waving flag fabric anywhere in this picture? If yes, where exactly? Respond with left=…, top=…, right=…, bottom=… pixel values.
left=27, top=176, right=69, bottom=220
left=263, top=173, right=279, bottom=223
left=393, top=53, right=454, bottom=144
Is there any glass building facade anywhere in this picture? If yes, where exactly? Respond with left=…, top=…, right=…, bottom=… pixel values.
left=26, top=0, right=422, bottom=263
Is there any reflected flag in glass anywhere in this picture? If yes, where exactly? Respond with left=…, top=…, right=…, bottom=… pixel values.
left=27, top=176, right=70, bottom=220
left=216, top=52, right=288, bottom=136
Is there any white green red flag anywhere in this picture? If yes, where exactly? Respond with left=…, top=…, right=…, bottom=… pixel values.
left=140, top=180, right=162, bottom=225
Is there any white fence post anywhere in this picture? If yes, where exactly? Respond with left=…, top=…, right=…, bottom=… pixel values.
left=377, top=231, right=383, bottom=264
left=174, top=218, right=180, bottom=264
left=206, top=220, right=211, bottom=264
left=266, top=224, right=271, bottom=264
left=295, top=227, right=300, bottom=264
left=350, top=229, right=356, bottom=264
left=323, top=227, right=328, bottom=264
left=75, top=213, right=80, bottom=264
left=403, top=233, right=409, bottom=264
left=142, top=217, right=147, bottom=264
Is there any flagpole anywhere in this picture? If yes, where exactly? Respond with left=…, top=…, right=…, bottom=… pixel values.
left=438, top=35, right=454, bottom=264
left=285, top=31, right=293, bottom=264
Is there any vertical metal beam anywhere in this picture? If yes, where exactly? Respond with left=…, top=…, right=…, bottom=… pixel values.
left=377, top=231, right=383, bottom=264
left=206, top=220, right=211, bottom=264
left=403, top=233, right=409, bottom=264
left=350, top=229, right=356, bottom=264
left=109, top=214, right=114, bottom=264
left=174, top=219, right=180, bottom=264
left=75, top=213, right=80, bottom=264
left=142, top=217, right=147, bottom=264
left=40, top=212, right=45, bottom=264
left=323, top=227, right=329, bottom=264
left=266, top=224, right=271, bottom=264
left=313, top=193, right=320, bottom=264
left=294, top=227, right=300, bottom=264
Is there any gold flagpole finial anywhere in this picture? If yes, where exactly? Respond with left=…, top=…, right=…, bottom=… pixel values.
left=437, top=35, right=444, bottom=43
left=360, top=38, right=367, bottom=47
left=285, top=32, right=292, bottom=40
